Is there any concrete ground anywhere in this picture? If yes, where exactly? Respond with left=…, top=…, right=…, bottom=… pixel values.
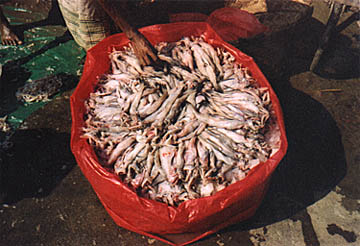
left=0, top=1, right=359, bottom=245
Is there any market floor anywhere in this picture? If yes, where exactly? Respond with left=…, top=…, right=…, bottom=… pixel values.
left=1, top=1, right=359, bottom=245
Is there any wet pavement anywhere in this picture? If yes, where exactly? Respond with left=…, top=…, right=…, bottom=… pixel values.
left=1, top=1, right=359, bottom=245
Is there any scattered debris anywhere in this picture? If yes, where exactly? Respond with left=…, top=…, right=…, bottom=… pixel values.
left=319, top=88, right=343, bottom=93
left=18, top=122, right=29, bottom=130
left=11, top=220, right=18, bottom=228
left=58, top=210, right=66, bottom=221
left=216, top=239, right=225, bottom=246
left=249, top=232, right=266, bottom=246
left=0, top=116, right=11, bottom=133
left=1, top=203, right=16, bottom=209
left=147, top=238, right=156, bottom=244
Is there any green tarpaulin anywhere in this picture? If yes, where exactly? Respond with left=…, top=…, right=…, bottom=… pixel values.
left=0, top=4, right=85, bottom=129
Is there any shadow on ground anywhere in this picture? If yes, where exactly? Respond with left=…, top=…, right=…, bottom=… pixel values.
left=236, top=16, right=359, bottom=81
left=0, top=128, right=76, bottom=204
left=216, top=8, right=350, bottom=241
left=286, top=16, right=360, bottom=80
left=240, top=78, right=345, bottom=229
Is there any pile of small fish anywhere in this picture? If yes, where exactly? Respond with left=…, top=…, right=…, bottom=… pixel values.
left=16, top=75, right=63, bottom=103
left=82, top=36, right=281, bottom=206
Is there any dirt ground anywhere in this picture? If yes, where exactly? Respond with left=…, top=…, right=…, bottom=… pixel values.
left=0, top=0, right=359, bottom=245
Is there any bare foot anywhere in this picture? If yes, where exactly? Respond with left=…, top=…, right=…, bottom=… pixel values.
left=0, top=23, right=22, bottom=46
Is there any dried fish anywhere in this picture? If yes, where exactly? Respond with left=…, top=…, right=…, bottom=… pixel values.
left=82, top=36, right=281, bottom=206
left=16, top=75, right=63, bottom=103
